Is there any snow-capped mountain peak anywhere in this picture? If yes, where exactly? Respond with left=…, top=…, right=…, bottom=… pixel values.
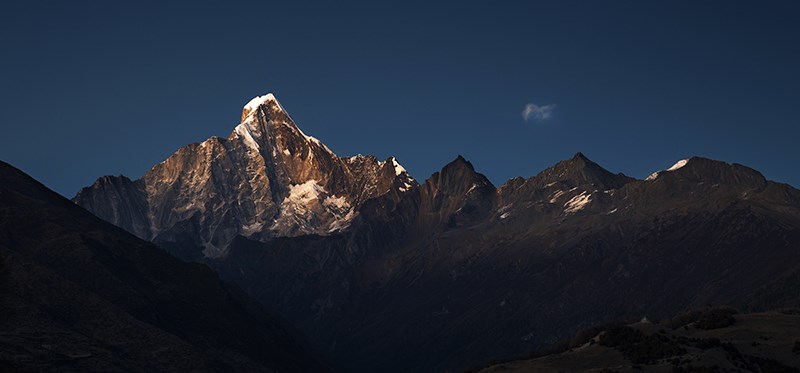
left=75, top=92, right=417, bottom=258
left=241, top=93, right=282, bottom=121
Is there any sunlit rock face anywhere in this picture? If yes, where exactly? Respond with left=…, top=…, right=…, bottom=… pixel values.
left=74, top=93, right=416, bottom=258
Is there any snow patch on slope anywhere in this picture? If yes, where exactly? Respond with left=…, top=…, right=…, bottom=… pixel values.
left=327, top=209, right=356, bottom=232
left=233, top=123, right=260, bottom=150
left=324, top=195, right=350, bottom=210
left=564, top=191, right=591, bottom=213
left=242, top=221, right=266, bottom=235
left=549, top=187, right=577, bottom=204
left=269, top=180, right=358, bottom=236
left=497, top=204, right=513, bottom=220
left=645, top=172, right=660, bottom=181
left=286, top=180, right=325, bottom=204
left=399, top=180, right=414, bottom=192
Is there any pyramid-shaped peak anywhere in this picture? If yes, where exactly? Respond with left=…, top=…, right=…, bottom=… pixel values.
left=554, top=152, right=602, bottom=171
left=443, top=155, right=475, bottom=173
left=241, top=93, right=285, bottom=122
left=426, top=155, right=494, bottom=194
left=533, top=152, right=633, bottom=189
left=571, top=152, right=589, bottom=161
left=439, top=155, right=494, bottom=187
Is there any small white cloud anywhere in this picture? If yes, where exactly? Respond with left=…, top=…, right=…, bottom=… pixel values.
left=522, top=103, right=556, bottom=122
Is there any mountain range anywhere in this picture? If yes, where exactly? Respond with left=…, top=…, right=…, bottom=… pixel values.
left=61, top=93, right=800, bottom=371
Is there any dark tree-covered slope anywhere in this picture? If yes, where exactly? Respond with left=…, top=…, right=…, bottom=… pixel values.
left=0, top=160, right=332, bottom=372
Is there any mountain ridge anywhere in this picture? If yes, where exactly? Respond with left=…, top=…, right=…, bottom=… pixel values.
left=210, top=147, right=800, bottom=372
left=71, top=92, right=800, bottom=372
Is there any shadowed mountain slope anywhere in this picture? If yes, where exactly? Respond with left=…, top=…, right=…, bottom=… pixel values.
left=0, top=160, right=332, bottom=372
left=214, top=155, right=800, bottom=372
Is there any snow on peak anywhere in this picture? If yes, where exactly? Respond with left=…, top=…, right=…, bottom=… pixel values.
left=646, top=158, right=690, bottom=181
left=667, top=159, right=689, bottom=171
left=389, top=157, right=415, bottom=192
left=243, top=93, right=278, bottom=113
left=346, top=154, right=365, bottom=163
left=391, top=157, right=407, bottom=176
left=240, top=93, right=287, bottom=122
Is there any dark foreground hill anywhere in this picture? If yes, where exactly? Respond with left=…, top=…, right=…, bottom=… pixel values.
left=0, top=160, right=332, bottom=372
left=474, top=309, right=800, bottom=373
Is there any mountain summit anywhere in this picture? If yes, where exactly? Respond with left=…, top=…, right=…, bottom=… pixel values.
left=74, top=93, right=416, bottom=258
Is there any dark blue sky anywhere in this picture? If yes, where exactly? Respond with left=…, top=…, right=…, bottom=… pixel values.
left=2, top=1, right=798, bottom=197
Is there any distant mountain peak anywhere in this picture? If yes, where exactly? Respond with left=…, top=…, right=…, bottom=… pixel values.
left=566, top=151, right=599, bottom=167
left=533, top=152, right=634, bottom=190
left=443, top=155, right=475, bottom=173
left=571, top=151, right=589, bottom=161
left=645, top=156, right=767, bottom=187
left=427, top=155, right=493, bottom=196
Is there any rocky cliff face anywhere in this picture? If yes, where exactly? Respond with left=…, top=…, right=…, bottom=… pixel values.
left=75, top=94, right=415, bottom=258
